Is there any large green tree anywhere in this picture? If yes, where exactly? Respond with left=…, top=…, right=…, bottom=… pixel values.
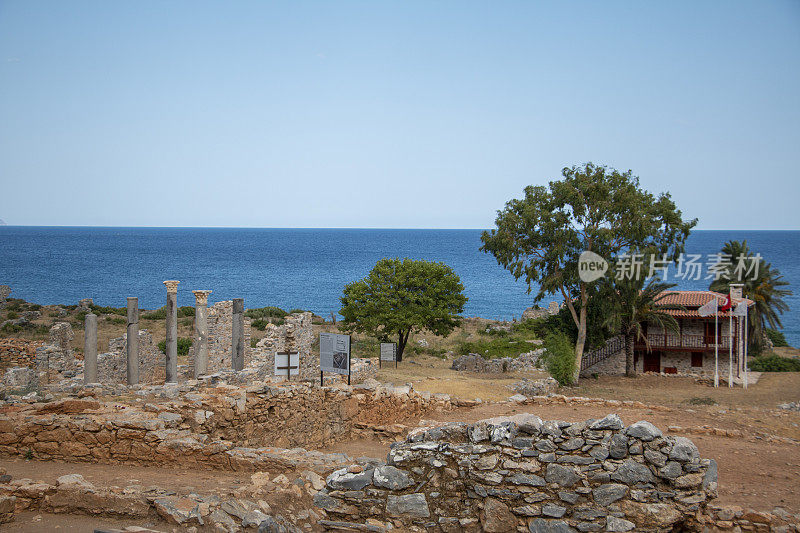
left=603, top=278, right=681, bottom=377
left=339, top=258, right=467, bottom=361
left=481, top=163, right=696, bottom=381
left=709, top=240, right=792, bottom=350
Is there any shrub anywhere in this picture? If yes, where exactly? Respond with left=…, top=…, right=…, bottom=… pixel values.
left=142, top=306, right=194, bottom=320
left=765, top=328, right=790, bottom=348
left=142, top=308, right=165, bottom=320
left=542, top=331, right=576, bottom=386
left=5, top=311, right=18, bottom=320
left=157, top=337, right=192, bottom=357
left=0, top=323, right=22, bottom=334
left=687, top=397, right=717, bottom=405
left=456, top=337, right=528, bottom=359
left=105, top=316, right=125, bottom=325
left=245, top=306, right=288, bottom=319
left=748, top=355, right=800, bottom=372
left=89, top=304, right=127, bottom=316
left=288, top=309, right=306, bottom=314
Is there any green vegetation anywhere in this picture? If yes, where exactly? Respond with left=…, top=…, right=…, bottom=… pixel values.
left=245, top=306, right=288, bottom=319
left=288, top=309, right=306, bottom=314
left=709, top=240, right=792, bottom=351
left=158, top=337, right=192, bottom=357
left=456, top=336, right=531, bottom=359
left=105, top=316, right=125, bottom=325
left=481, top=162, right=695, bottom=382
left=542, top=331, right=577, bottom=386
left=765, top=328, right=789, bottom=347
left=142, top=306, right=195, bottom=320
left=748, top=355, right=800, bottom=372
left=687, top=397, right=717, bottom=406
left=5, top=311, right=18, bottom=320
left=340, top=257, right=467, bottom=361
left=89, top=304, right=127, bottom=316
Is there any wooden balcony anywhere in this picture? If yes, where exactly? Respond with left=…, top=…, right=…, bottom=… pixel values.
left=635, top=333, right=734, bottom=352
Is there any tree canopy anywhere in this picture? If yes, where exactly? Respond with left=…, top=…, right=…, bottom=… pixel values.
left=481, top=163, right=696, bottom=381
left=339, top=257, right=467, bottom=360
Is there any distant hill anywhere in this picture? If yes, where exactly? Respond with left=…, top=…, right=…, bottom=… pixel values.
left=0, top=219, right=6, bottom=226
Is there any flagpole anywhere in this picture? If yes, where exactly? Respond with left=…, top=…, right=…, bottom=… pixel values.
left=744, top=311, right=749, bottom=390
left=728, top=313, right=733, bottom=388
left=714, top=310, right=719, bottom=388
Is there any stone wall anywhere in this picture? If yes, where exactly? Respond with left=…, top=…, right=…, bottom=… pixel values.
left=252, top=312, right=315, bottom=379
left=314, top=413, right=717, bottom=532
left=0, top=339, right=41, bottom=369
left=0, top=286, right=10, bottom=310
left=451, top=349, right=544, bottom=374
left=99, top=330, right=165, bottom=385
left=0, top=381, right=454, bottom=466
left=199, top=301, right=252, bottom=373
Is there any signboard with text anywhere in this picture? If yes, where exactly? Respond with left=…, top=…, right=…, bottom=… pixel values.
left=320, top=333, right=351, bottom=376
left=380, top=342, right=397, bottom=368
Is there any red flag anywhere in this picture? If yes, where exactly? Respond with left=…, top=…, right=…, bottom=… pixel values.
left=719, top=292, right=733, bottom=312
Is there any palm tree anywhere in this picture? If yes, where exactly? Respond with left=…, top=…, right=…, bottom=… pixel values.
left=604, top=278, right=681, bottom=376
left=710, top=240, right=791, bottom=350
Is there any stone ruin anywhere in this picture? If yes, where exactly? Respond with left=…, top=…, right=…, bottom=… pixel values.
left=522, top=301, right=561, bottom=321
left=451, top=346, right=544, bottom=374
left=316, top=413, right=717, bottom=532
left=196, top=300, right=253, bottom=374
left=253, top=312, right=315, bottom=379
left=0, top=286, right=10, bottom=310
left=77, top=298, right=93, bottom=312
left=98, top=329, right=166, bottom=385
left=35, top=322, right=75, bottom=384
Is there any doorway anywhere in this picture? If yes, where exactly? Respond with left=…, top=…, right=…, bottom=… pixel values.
left=643, top=351, right=661, bottom=373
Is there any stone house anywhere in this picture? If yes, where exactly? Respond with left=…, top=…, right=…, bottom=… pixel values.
left=582, top=290, right=754, bottom=380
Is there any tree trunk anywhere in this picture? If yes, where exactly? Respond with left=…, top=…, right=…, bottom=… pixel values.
left=625, top=332, right=635, bottom=377
left=571, top=285, right=588, bottom=384
left=397, top=329, right=410, bottom=362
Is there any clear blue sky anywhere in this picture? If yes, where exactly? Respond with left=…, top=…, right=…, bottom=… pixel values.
left=1, top=1, right=798, bottom=229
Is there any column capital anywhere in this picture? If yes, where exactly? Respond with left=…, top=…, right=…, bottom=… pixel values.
left=163, top=280, right=180, bottom=293
left=192, top=290, right=212, bottom=305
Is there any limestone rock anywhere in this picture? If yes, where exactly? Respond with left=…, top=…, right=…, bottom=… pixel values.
left=386, top=493, right=429, bottom=518
left=624, top=421, right=662, bottom=441
left=373, top=466, right=414, bottom=491
left=482, top=498, right=517, bottom=532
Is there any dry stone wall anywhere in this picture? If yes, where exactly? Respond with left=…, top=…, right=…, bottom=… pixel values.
left=98, top=329, right=165, bottom=385
left=314, top=413, right=717, bottom=532
left=0, top=381, right=453, bottom=467
left=203, top=301, right=252, bottom=373
left=0, top=339, right=41, bottom=369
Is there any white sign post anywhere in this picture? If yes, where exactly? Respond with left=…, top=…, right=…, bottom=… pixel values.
left=380, top=342, right=397, bottom=369
left=320, top=332, right=351, bottom=385
left=274, top=352, right=299, bottom=380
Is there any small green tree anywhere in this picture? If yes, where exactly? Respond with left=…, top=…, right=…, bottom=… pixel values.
left=340, top=258, right=467, bottom=361
left=543, top=331, right=577, bottom=386
left=481, top=163, right=696, bottom=382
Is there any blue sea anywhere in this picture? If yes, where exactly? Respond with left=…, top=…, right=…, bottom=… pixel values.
left=0, top=227, right=798, bottom=346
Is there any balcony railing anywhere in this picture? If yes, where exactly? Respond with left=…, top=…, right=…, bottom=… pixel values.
left=636, top=333, right=733, bottom=350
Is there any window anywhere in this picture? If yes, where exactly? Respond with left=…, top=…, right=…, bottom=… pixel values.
left=691, top=352, right=703, bottom=368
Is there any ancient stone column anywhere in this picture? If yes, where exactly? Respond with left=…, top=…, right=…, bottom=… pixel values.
left=164, top=280, right=180, bottom=383
left=126, top=297, right=139, bottom=385
left=231, top=298, right=244, bottom=371
left=83, top=313, right=97, bottom=384
left=192, top=290, right=212, bottom=378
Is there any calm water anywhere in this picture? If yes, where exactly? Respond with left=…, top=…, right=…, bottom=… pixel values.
left=1, top=227, right=798, bottom=346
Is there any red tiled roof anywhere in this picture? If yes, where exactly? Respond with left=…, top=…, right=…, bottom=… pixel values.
left=655, top=290, right=754, bottom=319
